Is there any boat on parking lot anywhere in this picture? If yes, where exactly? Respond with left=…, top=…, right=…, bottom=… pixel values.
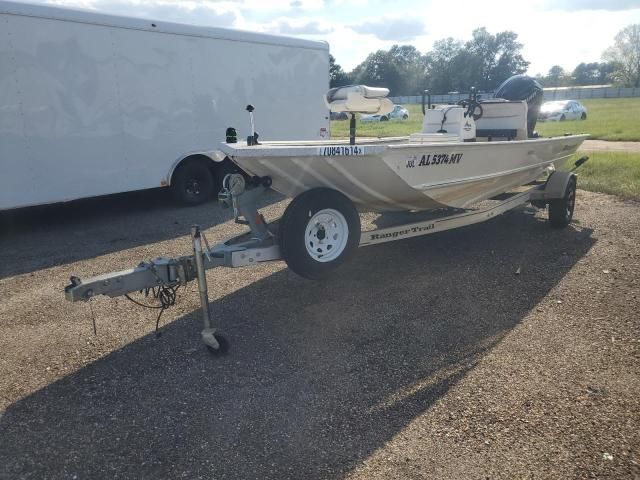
left=64, top=76, right=589, bottom=353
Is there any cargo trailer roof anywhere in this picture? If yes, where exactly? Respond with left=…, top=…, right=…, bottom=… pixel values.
left=0, top=0, right=329, bottom=51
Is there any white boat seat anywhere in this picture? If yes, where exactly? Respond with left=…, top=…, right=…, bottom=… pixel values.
left=324, top=85, right=394, bottom=115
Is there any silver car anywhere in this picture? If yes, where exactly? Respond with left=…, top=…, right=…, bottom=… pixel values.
left=361, top=105, right=410, bottom=123
left=538, top=100, right=588, bottom=122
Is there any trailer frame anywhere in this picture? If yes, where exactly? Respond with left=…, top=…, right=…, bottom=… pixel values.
left=64, top=168, right=580, bottom=352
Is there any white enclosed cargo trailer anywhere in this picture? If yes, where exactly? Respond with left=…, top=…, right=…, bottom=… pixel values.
left=0, top=0, right=330, bottom=210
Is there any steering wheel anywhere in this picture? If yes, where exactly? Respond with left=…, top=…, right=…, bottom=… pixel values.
left=456, top=99, right=483, bottom=121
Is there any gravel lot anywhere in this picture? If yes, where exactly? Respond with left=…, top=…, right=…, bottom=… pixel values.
left=0, top=188, right=638, bottom=479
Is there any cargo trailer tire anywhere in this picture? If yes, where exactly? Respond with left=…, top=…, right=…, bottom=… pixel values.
left=171, top=159, right=215, bottom=206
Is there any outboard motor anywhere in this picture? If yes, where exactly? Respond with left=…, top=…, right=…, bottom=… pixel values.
left=494, top=75, right=544, bottom=138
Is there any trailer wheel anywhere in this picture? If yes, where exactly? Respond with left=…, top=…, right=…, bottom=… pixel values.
left=280, top=188, right=360, bottom=280
left=171, top=159, right=215, bottom=206
left=548, top=176, right=576, bottom=228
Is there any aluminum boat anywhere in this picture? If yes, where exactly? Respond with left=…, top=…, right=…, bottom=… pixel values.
left=219, top=80, right=588, bottom=212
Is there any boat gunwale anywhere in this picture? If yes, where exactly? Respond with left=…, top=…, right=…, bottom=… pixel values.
left=220, top=134, right=590, bottom=157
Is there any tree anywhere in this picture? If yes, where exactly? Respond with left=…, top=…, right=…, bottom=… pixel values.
left=544, top=65, right=570, bottom=87
left=329, top=54, right=351, bottom=88
left=351, top=50, right=400, bottom=91
left=462, top=28, right=529, bottom=91
left=572, top=62, right=616, bottom=85
left=351, top=45, right=426, bottom=95
left=387, top=45, right=427, bottom=94
left=424, top=38, right=463, bottom=93
left=423, top=29, right=528, bottom=93
left=603, top=24, right=640, bottom=87
left=344, top=28, right=529, bottom=95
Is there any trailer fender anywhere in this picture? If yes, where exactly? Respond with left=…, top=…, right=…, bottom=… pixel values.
left=530, top=171, right=576, bottom=203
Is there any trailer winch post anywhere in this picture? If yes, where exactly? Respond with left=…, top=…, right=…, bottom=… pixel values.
left=191, top=225, right=220, bottom=351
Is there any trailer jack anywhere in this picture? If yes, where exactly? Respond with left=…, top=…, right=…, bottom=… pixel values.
left=65, top=174, right=279, bottom=353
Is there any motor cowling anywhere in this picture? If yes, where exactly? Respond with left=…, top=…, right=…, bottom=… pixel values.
left=494, top=75, right=544, bottom=138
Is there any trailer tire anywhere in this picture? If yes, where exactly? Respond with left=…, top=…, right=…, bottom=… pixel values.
left=171, top=159, right=215, bottom=206
left=548, top=176, right=576, bottom=228
left=280, top=188, right=360, bottom=280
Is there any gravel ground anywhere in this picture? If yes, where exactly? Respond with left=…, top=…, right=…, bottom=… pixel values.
left=0, top=188, right=638, bottom=479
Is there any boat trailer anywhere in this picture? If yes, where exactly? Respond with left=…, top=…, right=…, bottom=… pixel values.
left=65, top=161, right=586, bottom=353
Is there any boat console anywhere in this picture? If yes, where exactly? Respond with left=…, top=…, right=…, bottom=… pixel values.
left=413, top=75, right=544, bottom=143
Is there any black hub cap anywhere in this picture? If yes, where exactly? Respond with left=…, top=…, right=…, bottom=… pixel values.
left=186, top=178, right=200, bottom=197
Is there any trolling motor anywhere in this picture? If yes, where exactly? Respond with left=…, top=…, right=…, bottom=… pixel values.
left=245, top=104, right=260, bottom=146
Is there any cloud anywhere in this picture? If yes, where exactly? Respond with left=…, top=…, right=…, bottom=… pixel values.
left=351, top=17, right=426, bottom=41
left=271, top=18, right=333, bottom=34
left=544, top=0, right=640, bottom=11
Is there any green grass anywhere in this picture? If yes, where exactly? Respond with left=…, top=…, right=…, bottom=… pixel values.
left=331, top=104, right=424, bottom=139
left=331, top=98, right=640, bottom=141
left=566, top=151, right=640, bottom=199
left=536, top=98, right=640, bottom=141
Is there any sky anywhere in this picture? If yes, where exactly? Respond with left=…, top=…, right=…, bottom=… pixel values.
left=22, top=0, right=640, bottom=75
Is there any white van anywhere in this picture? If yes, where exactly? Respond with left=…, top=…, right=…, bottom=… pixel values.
left=0, top=1, right=330, bottom=210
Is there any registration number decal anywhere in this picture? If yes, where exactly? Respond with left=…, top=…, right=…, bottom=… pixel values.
left=405, top=153, right=463, bottom=168
left=319, top=146, right=363, bottom=156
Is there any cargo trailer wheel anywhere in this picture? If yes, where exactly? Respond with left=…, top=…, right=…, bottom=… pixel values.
left=548, top=177, right=576, bottom=228
left=280, top=188, right=360, bottom=280
left=171, top=160, right=215, bottom=206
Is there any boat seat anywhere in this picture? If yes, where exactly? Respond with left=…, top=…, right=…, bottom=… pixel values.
left=476, top=100, right=528, bottom=140
left=324, top=85, right=394, bottom=115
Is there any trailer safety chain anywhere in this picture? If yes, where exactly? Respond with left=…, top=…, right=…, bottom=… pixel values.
left=124, top=285, right=182, bottom=336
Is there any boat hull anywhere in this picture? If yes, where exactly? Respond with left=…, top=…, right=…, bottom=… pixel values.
left=219, top=135, right=588, bottom=212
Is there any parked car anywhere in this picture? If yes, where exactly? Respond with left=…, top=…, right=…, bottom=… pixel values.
left=538, top=100, right=588, bottom=122
left=330, top=111, right=349, bottom=120
left=361, top=105, right=410, bottom=123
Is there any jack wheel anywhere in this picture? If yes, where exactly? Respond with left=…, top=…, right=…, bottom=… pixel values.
left=549, top=176, right=576, bottom=228
left=206, top=333, right=229, bottom=355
